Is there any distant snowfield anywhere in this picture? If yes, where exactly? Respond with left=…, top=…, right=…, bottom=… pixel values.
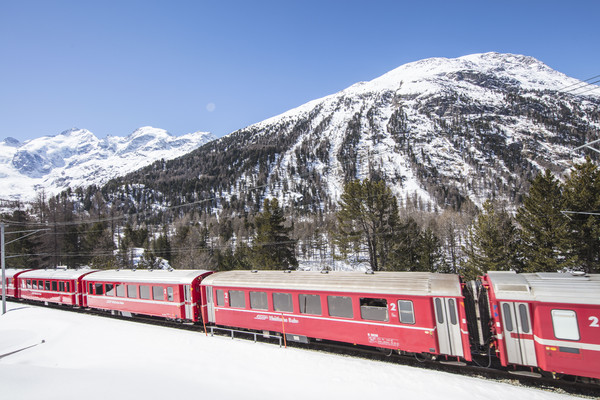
left=0, top=302, right=576, bottom=400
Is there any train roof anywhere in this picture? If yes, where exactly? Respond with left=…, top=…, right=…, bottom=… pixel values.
left=486, top=271, right=600, bottom=305
left=82, top=269, right=214, bottom=285
left=201, top=270, right=462, bottom=297
left=3, top=268, right=34, bottom=278
left=19, top=268, right=97, bottom=280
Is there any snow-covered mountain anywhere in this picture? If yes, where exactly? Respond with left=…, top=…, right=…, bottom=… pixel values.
left=0, top=127, right=215, bottom=201
left=117, top=52, right=600, bottom=214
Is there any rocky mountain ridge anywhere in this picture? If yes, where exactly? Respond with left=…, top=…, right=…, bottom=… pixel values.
left=0, top=126, right=215, bottom=201
left=109, top=52, right=600, bottom=217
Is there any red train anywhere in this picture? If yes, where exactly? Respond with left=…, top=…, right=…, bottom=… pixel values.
left=3, top=267, right=599, bottom=383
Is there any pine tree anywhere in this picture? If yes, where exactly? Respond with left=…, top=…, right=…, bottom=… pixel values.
left=562, top=159, right=600, bottom=273
left=516, top=169, right=573, bottom=272
left=249, top=198, right=297, bottom=270
left=390, top=217, right=422, bottom=270
left=417, top=228, right=445, bottom=272
left=335, top=179, right=401, bottom=271
left=462, top=200, right=521, bottom=280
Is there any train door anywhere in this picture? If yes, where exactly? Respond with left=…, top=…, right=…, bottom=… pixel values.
left=500, top=302, right=537, bottom=366
left=183, top=285, right=194, bottom=320
left=434, top=297, right=464, bottom=357
left=205, top=286, right=215, bottom=323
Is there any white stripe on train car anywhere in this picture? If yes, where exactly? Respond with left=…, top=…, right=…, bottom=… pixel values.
left=213, top=306, right=436, bottom=332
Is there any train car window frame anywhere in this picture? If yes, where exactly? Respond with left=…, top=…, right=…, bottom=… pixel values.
left=139, top=285, right=151, bottom=300
left=167, top=287, right=174, bottom=302
left=45, top=281, right=50, bottom=291
left=229, top=290, right=246, bottom=308
left=435, top=298, right=444, bottom=323
left=518, top=304, right=530, bottom=333
left=273, top=292, right=293, bottom=312
left=216, top=289, right=225, bottom=306
left=502, top=303, right=514, bottom=332
left=106, top=284, right=115, bottom=296
left=398, top=300, right=415, bottom=324
left=360, top=298, right=389, bottom=322
left=551, top=309, right=580, bottom=341
left=59, top=282, right=65, bottom=292
left=448, top=298, right=458, bottom=325
left=327, top=296, right=353, bottom=319
left=88, top=282, right=94, bottom=295
left=299, top=294, right=322, bottom=315
left=51, top=281, right=57, bottom=292
left=250, top=291, right=268, bottom=310
left=116, top=284, right=125, bottom=297
left=152, top=286, right=164, bottom=301
left=66, top=282, right=70, bottom=292
left=95, top=283, right=104, bottom=296
left=26, top=279, right=31, bottom=289
left=127, top=285, right=138, bottom=299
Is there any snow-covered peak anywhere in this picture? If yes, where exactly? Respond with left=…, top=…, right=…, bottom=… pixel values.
left=2, top=137, right=21, bottom=147
left=0, top=127, right=215, bottom=200
left=354, top=52, right=580, bottom=95
left=251, top=52, right=589, bottom=135
left=211, top=52, right=600, bottom=212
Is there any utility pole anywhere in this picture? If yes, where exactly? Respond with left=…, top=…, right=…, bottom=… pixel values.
left=2, top=222, right=6, bottom=315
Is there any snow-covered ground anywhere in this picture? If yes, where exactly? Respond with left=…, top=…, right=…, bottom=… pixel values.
left=0, top=302, right=578, bottom=400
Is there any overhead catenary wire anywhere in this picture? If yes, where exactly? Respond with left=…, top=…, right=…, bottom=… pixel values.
left=560, top=75, right=600, bottom=95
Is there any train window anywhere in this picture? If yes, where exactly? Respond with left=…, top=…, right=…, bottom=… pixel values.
left=140, top=285, right=151, bottom=300
left=95, top=283, right=104, bottom=296
left=518, top=304, right=530, bottom=333
left=59, top=282, right=65, bottom=292
left=216, top=289, right=225, bottom=306
left=229, top=290, right=246, bottom=308
left=167, top=287, right=173, bottom=302
left=26, top=279, right=31, bottom=289
left=327, top=296, right=353, bottom=318
left=250, top=291, right=268, bottom=310
left=273, top=293, right=293, bottom=312
left=66, top=282, right=70, bottom=292
left=32, top=280, right=37, bottom=289
left=51, top=281, right=58, bottom=291
left=88, top=283, right=94, bottom=294
left=435, top=298, right=444, bottom=323
left=152, top=286, right=164, bottom=301
left=448, top=299, right=457, bottom=325
left=127, top=285, right=138, bottom=298
left=116, top=284, right=125, bottom=297
left=299, top=294, right=322, bottom=315
left=360, top=298, right=389, bottom=322
left=551, top=310, right=580, bottom=341
left=398, top=300, right=415, bottom=324
left=502, top=303, right=513, bottom=332
left=45, top=281, right=50, bottom=290
left=106, top=284, right=115, bottom=296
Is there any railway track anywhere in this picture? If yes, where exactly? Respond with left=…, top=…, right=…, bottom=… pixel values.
left=15, top=299, right=599, bottom=399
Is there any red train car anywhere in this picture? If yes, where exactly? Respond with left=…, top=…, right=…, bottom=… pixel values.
left=202, top=270, right=471, bottom=361
left=82, top=269, right=213, bottom=322
left=3, top=268, right=34, bottom=298
left=17, top=268, right=98, bottom=306
left=483, top=271, right=600, bottom=380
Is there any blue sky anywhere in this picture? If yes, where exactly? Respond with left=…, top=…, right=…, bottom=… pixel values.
left=1, top=0, right=599, bottom=142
